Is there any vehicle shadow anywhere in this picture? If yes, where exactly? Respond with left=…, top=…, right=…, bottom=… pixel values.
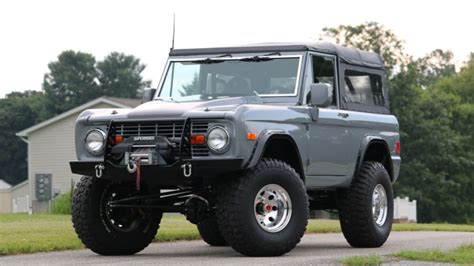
left=115, top=240, right=354, bottom=259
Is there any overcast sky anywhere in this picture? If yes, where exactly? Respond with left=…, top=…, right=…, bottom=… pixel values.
left=0, top=0, right=472, bottom=98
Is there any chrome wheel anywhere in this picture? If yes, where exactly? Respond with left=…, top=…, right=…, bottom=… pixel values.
left=372, top=184, right=388, bottom=226
left=254, top=184, right=292, bottom=233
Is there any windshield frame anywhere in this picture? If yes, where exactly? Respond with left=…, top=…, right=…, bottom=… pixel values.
left=154, top=54, right=303, bottom=101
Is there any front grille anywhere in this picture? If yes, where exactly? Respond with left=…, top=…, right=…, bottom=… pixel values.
left=191, top=122, right=209, bottom=157
left=114, top=120, right=185, bottom=139
left=111, top=120, right=210, bottom=157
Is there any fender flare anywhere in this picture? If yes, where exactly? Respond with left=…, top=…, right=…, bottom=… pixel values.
left=354, top=135, right=393, bottom=181
left=244, top=129, right=305, bottom=179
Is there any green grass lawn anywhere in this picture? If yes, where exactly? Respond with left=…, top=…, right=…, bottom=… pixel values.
left=393, top=244, right=474, bottom=264
left=1, top=213, right=474, bottom=256
left=340, top=255, right=383, bottom=266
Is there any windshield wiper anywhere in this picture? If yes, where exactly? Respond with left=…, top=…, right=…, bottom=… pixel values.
left=239, top=52, right=281, bottom=62
left=239, top=56, right=274, bottom=62
left=193, top=53, right=232, bottom=64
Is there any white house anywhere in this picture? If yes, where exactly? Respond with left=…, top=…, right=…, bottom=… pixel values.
left=16, top=97, right=141, bottom=212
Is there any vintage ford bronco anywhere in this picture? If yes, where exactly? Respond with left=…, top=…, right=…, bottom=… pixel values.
left=70, top=42, right=401, bottom=256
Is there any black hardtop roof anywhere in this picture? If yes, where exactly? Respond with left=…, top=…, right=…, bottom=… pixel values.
left=169, top=42, right=384, bottom=69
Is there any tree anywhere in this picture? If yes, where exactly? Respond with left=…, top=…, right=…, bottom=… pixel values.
left=321, top=22, right=410, bottom=75
left=180, top=73, right=199, bottom=96
left=0, top=91, right=45, bottom=185
left=416, top=49, right=456, bottom=87
left=97, top=52, right=151, bottom=99
left=42, top=51, right=151, bottom=117
left=43, top=51, right=100, bottom=117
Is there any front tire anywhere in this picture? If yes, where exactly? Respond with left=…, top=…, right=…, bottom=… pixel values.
left=72, top=176, right=161, bottom=255
left=337, top=161, right=394, bottom=248
left=216, top=159, right=309, bottom=256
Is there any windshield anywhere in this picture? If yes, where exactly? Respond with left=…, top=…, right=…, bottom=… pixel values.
left=157, top=56, right=301, bottom=102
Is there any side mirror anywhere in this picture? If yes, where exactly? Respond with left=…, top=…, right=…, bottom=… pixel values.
left=141, top=88, right=157, bottom=103
left=309, top=83, right=333, bottom=108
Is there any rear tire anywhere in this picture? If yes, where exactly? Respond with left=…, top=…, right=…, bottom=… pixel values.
left=337, top=161, right=394, bottom=248
left=215, top=159, right=309, bottom=256
left=72, top=176, right=161, bottom=255
left=197, top=216, right=228, bottom=246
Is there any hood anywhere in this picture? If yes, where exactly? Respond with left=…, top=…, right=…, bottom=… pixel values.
left=126, top=96, right=263, bottom=119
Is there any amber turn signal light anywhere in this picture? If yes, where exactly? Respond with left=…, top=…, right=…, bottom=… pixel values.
left=191, top=134, right=206, bottom=145
left=247, top=132, right=257, bottom=141
left=115, top=135, right=124, bottom=144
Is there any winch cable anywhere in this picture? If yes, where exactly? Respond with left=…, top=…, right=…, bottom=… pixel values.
left=136, top=160, right=141, bottom=191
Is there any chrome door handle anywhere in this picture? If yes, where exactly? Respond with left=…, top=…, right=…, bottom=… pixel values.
left=337, top=112, right=349, bottom=118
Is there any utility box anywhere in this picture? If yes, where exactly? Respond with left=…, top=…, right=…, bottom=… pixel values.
left=35, top=174, right=52, bottom=201
left=394, top=197, right=417, bottom=223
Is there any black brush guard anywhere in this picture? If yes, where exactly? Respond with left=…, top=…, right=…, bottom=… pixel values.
left=70, top=118, right=243, bottom=187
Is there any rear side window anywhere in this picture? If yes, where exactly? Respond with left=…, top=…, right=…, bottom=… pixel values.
left=344, top=70, right=384, bottom=106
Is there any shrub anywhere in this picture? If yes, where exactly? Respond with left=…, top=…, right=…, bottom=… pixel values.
left=52, top=191, right=71, bottom=214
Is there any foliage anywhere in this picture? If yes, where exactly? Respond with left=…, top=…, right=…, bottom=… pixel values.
left=416, top=49, right=456, bottom=87
left=97, top=52, right=150, bottom=99
left=0, top=91, right=46, bottom=185
left=51, top=191, right=71, bottom=214
left=340, top=255, right=383, bottom=266
left=43, top=51, right=99, bottom=116
left=394, top=245, right=474, bottom=264
left=42, top=50, right=150, bottom=117
left=180, top=73, right=200, bottom=96
left=321, top=21, right=410, bottom=75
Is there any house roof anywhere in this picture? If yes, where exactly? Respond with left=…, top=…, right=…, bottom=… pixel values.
left=169, top=42, right=385, bottom=69
left=0, top=180, right=28, bottom=192
left=0, top=179, right=11, bottom=190
left=16, top=97, right=141, bottom=137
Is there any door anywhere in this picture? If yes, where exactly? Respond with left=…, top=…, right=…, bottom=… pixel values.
left=305, top=54, right=358, bottom=186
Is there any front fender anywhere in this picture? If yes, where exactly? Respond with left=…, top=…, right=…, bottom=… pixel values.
left=244, top=129, right=286, bottom=169
left=244, top=129, right=306, bottom=175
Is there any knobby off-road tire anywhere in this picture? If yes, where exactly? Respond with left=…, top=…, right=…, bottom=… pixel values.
left=72, top=176, right=162, bottom=255
left=337, top=161, right=394, bottom=248
left=216, top=159, right=309, bottom=256
left=197, top=216, right=228, bottom=246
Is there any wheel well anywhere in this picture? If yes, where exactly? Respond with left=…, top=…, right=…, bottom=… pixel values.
left=261, top=135, right=305, bottom=181
left=362, top=141, right=393, bottom=180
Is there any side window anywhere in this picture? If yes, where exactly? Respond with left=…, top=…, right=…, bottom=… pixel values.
left=308, top=55, right=336, bottom=105
left=344, top=70, right=384, bottom=106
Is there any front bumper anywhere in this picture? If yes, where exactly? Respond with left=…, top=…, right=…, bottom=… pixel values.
left=70, top=158, right=243, bottom=186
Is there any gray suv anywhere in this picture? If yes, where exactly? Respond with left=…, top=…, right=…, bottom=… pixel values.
left=70, top=42, right=401, bottom=256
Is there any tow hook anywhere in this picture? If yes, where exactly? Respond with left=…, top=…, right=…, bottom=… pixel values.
left=95, top=164, right=105, bottom=178
left=181, top=162, right=192, bottom=177
left=127, top=161, right=137, bottom=174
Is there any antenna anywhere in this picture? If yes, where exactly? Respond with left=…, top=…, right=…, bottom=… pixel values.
left=171, top=13, right=176, bottom=51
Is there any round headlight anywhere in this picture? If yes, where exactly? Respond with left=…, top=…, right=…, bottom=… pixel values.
left=85, top=129, right=106, bottom=155
left=207, top=126, right=230, bottom=153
